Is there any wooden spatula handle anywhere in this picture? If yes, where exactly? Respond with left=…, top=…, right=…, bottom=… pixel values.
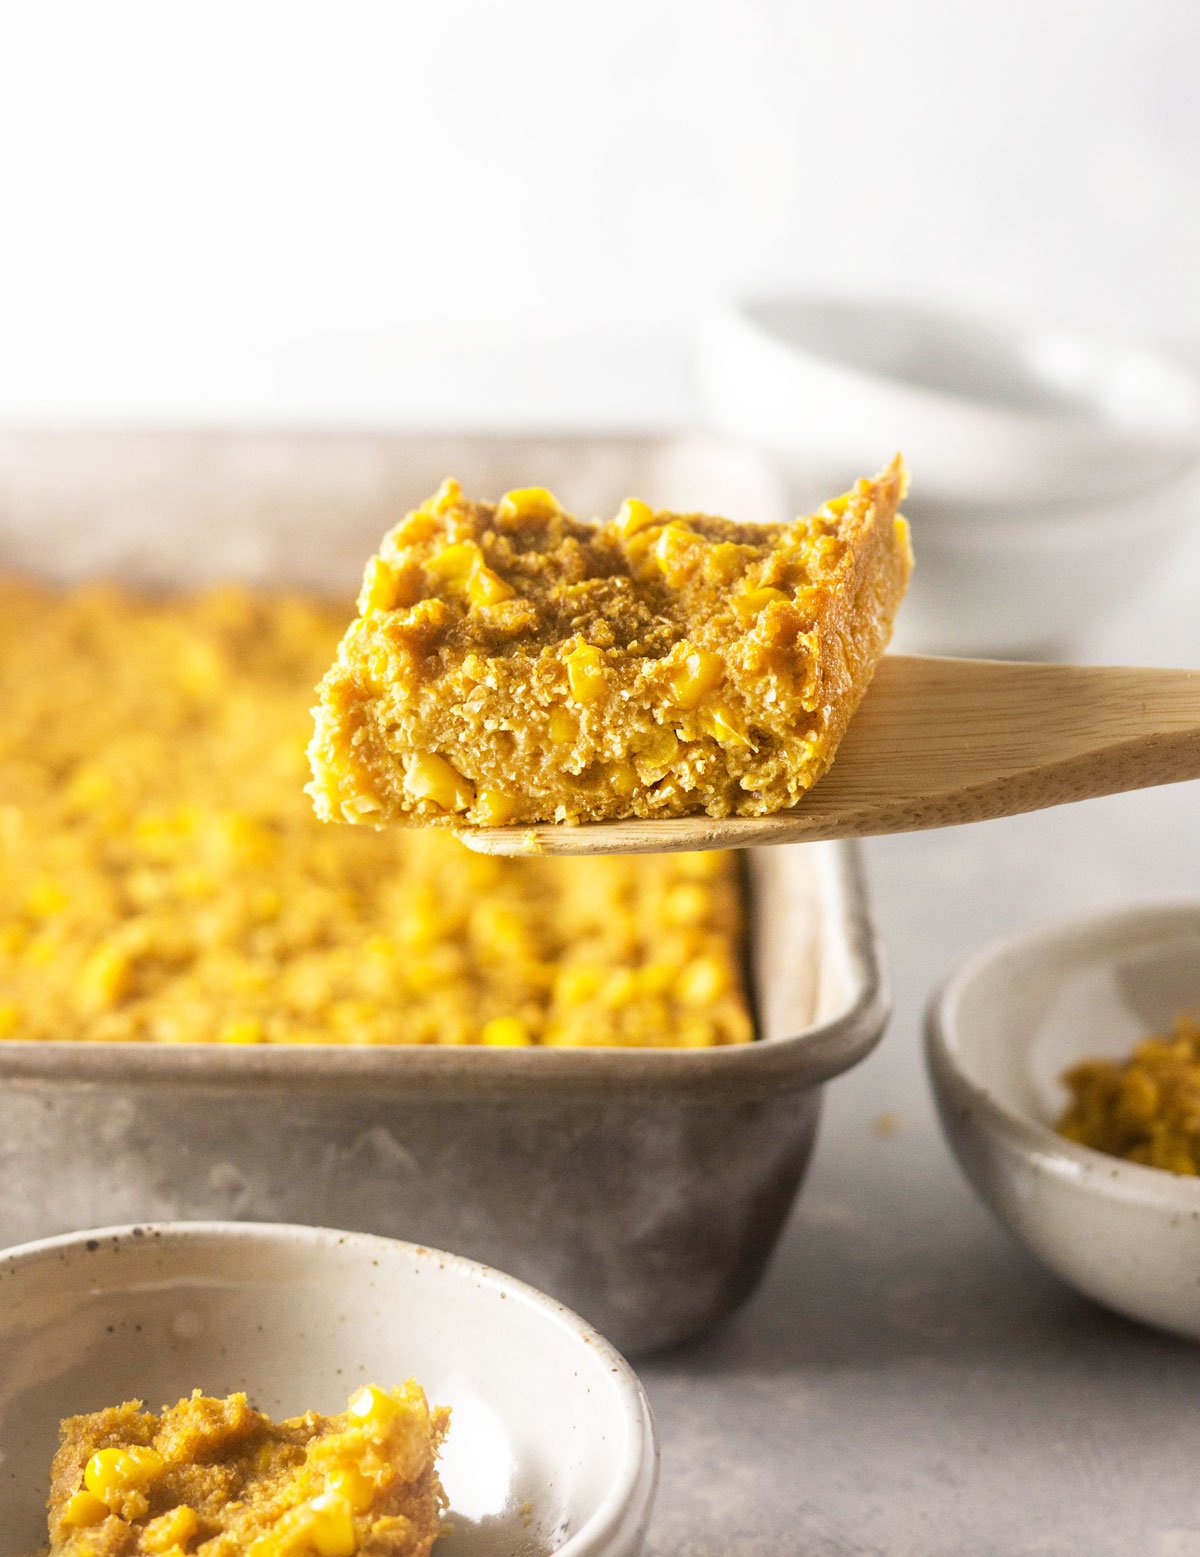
left=794, top=654, right=1200, bottom=826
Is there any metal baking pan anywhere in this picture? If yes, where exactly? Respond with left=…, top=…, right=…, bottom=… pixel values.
left=0, top=429, right=891, bottom=1353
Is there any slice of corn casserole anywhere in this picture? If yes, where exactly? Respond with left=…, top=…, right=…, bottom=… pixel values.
left=47, top=1384, right=447, bottom=1556
left=306, top=460, right=912, bottom=829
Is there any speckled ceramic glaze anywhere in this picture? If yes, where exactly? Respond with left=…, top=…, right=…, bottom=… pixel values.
left=0, top=1221, right=658, bottom=1557
left=927, top=899, right=1200, bottom=1340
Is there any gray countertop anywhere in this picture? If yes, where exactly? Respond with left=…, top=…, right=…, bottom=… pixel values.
left=640, top=574, right=1200, bottom=1557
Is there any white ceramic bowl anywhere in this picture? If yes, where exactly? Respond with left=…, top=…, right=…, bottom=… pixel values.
left=698, top=296, right=1200, bottom=508
left=697, top=297, right=1200, bottom=655
left=877, top=462, right=1200, bottom=657
left=926, top=900, right=1200, bottom=1340
left=0, top=1223, right=658, bottom=1557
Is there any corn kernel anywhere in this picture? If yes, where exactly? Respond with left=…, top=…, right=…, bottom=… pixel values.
left=144, top=1505, right=200, bottom=1552
left=670, top=646, right=724, bottom=709
left=496, top=487, right=561, bottom=522
left=638, top=961, right=677, bottom=995
left=555, top=966, right=602, bottom=1004
left=734, top=586, right=789, bottom=618
left=705, top=541, right=749, bottom=584
left=347, top=1384, right=401, bottom=1427
left=0, top=1002, right=19, bottom=1038
left=179, top=636, right=229, bottom=696
left=340, top=795, right=383, bottom=823
left=78, top=944, right=134, bottom=1010
left=615, top=498, right=658, bottom=537
left=548, top=707, right=578, bottom=745
left=359, top=556, right=400, bottom=613
left=481, top=1016, right=532, bottom=1047
left=0, top=922, right=26, bottom=957
left=701, top=705, right=753, bottom=749
left=85, top=1444, right=164, bottom=1507
left=61, top=1489, right=109, bottom=1527
left=610, top=762, right=638, bottom=797
left=65, top=765, right=120, bottom=811
left=429, top=476, right=463, bottom=514
left=392, top=509, right=440, bottom=546
left=662, top=883, right=710, bottom=926
left=214, top=811, right=278, bottom=867
left=678, top=956, right=731, bottom=1005
left=466, top=564, right=515, bottom=608
left=325, top=1462, right=378, bottom=1513
left=404, top=753, right=476, bottom=813
left=220, top=1017, right=265, bottom=1044
left=26, top=876, right=69, bottom=916
left=304, top=1492, right=358, bottom=1557
left=635, top=726, right=679, bottom=769
left=652, top=523, right=698, bottom=585
left=601, top=969, right=638, bottom=1007
left=565, top=642, right=606, bottom=704
left=426, top=542, right=481, bottom=583
left=1123, top=1068, right=1160, bottom=1120
left=474, top=789, right=521, bottom=826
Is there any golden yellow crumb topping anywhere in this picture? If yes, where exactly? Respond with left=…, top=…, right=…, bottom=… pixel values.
left=0, top=580, right=750, bottom=1046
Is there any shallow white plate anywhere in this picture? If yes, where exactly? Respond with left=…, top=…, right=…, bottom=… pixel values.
left=0, top=1223, right=658, bottom=1556
left=927, top=900, right=1200, bottom=1340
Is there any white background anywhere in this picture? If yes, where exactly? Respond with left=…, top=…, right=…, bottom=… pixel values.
left=0, top=0, right=1197, bottom=424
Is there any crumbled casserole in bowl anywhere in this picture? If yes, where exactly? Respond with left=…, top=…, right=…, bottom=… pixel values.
left=47, top=1383, right=447, bottom=1555
left=0, top=579, right=750, bottom=1047
left=1058, top=1012, right=1200, bottom=1174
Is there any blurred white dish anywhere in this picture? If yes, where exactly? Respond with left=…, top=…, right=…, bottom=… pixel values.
left=926, top=901, right=1200, bottom=1341
left=884, top=460, right=1200, bottom=657
left=0, top=1222, right=658, bottom=1557
left=697, top=297, right=1200, bottom=655
left=698, top=296, right=1200, bottom=507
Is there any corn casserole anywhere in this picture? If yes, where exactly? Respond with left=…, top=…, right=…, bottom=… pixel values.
left=0, top=579, right=750, bottom=1047
left=46, top=1384, right=447, bottom=1556
left=1058, top=1012, right=1200, bottom=1174
left=307, top=460, right=911, bottom=830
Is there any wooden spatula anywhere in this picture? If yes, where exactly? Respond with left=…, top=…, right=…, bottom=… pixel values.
left=461, top=656, right=1200, bottom=857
